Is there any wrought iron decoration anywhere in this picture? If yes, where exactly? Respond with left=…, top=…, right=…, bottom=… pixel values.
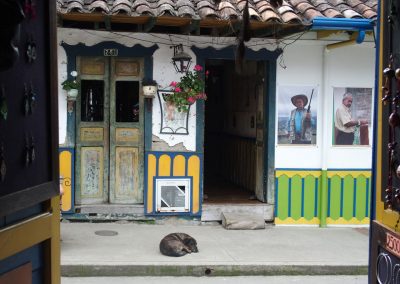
left=383, top=0, right=400, bottom=211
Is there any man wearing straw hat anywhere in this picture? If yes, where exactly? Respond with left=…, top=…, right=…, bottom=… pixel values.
left=288, top=94, right=312, bottom=144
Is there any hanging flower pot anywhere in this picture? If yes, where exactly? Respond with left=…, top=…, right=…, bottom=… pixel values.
left=142, top=79, right=158, bottom=98
left=67, top=88, right=78, bottom=101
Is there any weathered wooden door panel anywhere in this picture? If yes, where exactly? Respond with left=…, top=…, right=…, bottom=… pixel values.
left=80, top=147, right=105, bottom=203
left=115, top=147, right=141, bottom=202
left=76, top=56, right=109, bottom=205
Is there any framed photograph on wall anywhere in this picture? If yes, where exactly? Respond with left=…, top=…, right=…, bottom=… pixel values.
left=277, top=85, right=318, bottom=145
left=333, top=87, right=373, bottom=146
left=157, top=90, right=190, bottom=135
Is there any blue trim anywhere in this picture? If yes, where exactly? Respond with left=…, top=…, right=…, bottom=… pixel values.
left=311, top=17, right=375, bottom=31
left=340, top=179, right=344, bottom=217
left=314, top=178, right=318, bottom=218
left=328, top=178, right=331, bottom=217
left=275, top=178, right=279, bottom=217
left=266, top=60, right=277, bottom=203
left=144, top=152, right=149, bottom=213
left=301, top=178, right=305, bottom=217
left=288, top=178, right=292, bottom=217
left=59, top=147, right=75, bottom=214
left=353, top=178, right=357, bottom=218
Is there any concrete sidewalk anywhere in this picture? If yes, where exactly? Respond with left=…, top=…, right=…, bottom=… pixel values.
left=61, top=222, right=370, bottom=277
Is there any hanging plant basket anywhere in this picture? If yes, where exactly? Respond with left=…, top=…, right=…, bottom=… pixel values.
left=142, top=85, right=157, bottom=98
left=67, top=89, right=79, bottom=101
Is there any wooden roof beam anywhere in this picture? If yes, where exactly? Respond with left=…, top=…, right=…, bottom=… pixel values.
left=180, top=19, right=200, bottom=35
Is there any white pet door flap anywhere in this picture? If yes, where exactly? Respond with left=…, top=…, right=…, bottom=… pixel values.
left=156, top=178, right=191, bottom=212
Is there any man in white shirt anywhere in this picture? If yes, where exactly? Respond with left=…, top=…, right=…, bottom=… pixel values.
left=334, top=93, right=368, bottom=145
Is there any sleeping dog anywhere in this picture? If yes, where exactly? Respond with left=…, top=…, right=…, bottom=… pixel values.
left=159, top=233, right=199, bottom=257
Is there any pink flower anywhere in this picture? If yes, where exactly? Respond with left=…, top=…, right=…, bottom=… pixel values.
left=194, top=65, right=203, bottom=71
left=197, top=93, right=207, bottom=100
left=187, top=97, right=196, bottom=104
left=170, top=81, right=178, bottom=87
left=175, top=87, right=182, bottom=92
left=206, top=70, right=210, bottom=76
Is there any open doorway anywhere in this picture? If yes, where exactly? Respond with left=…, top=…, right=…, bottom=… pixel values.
left=203, top=60, right=266, bottom=204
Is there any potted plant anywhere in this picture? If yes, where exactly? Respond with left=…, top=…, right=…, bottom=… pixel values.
left=166, top=65, right=207, bottom=112
left=142, top=79, right=158, bottom=98
left=61, top=71, right=80, bottom=101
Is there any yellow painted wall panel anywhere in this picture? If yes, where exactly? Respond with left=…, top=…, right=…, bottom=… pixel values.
left=173, top=155, right=186, bottom=176
left=159, top=155, right=171, bottom=176
left=147, top=154, right=157, bottom=213
left=188, top=156, right=200, bottom=214
left=60, top=151, right=72, bottom=212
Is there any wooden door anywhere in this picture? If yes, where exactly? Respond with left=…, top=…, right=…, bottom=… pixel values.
left=76, top=57, right=109, bottom=204
left=75, top=56, right=144, bottom=205
left=109, top=57, right=144, bottom=203
left=255, top=63, right=266, bottom=202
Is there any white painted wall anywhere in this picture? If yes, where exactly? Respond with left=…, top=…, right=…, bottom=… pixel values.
left=57, top=28, right=375, bottom=169
left=57, top=29, right=277, bottom=151
left=275, top=39, right=375, bottom=169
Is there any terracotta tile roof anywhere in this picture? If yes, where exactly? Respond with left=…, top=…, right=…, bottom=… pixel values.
left=57, top=0, right=377, bottom=24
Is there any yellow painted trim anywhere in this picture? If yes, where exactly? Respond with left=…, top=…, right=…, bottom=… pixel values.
left=147, top=154, right=156, bottom=213
left=50, top=197, right=61, bottom=284
left=326, top=217, right=370, bottom=225
left=188, top=155, right=200, bottom=214
left=327, top=171, right=371, bottom=178
left=274, top=217, right=320, bottom=225
left=275, top=170, right=322, bottom=178
left=0, top=212, right=52, bottom=260
left=173, top=155, right=186, bottom=176
left=60, top=150, right=72, bottom=212
left=158, top=154, right=171, bottom=176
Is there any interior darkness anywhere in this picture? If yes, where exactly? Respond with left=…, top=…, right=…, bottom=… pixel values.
left=115, top=81, right=139, bottom=122
left=203, top=60, right=259, bottom=203
left=81, top=80, right=104, bottom=122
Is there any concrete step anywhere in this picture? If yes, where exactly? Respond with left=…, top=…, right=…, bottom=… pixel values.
left=201, top=203, right=273, bottom=222
left=221, top=212, right=265, bottom=229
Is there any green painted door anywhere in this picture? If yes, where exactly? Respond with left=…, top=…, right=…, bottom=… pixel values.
left=75, top=56, right=144, bottom=205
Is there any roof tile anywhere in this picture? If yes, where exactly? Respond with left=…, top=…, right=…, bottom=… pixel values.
left=57, top=0, right=378, bottom=24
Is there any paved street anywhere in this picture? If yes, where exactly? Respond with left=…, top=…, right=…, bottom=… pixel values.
left=62, top=276, right=368, bottom=284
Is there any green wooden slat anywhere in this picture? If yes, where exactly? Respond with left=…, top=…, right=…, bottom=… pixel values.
left=343, top=175, right=355, bottom=221
left=329, top=175, right=342, bottom=221
left=356, top=175, right=368, bottom=221
left=304, top=175, right=316, bottom=220
left=277, top=175, right=289, bottom=220
left=290, top=175, right=302, bottom=220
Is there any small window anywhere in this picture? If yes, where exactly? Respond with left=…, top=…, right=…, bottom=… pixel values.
left=81, top=80, right=104, bottom=122
left=115, top=81, right=139, bottom=122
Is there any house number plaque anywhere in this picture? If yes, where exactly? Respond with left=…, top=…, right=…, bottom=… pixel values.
left=104, top=49, right=118, bottom=56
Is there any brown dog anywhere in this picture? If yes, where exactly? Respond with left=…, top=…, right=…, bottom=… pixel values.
left=159, top=233, right=199, bottom=257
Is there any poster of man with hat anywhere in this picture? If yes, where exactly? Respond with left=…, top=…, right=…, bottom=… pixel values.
left=277, top=85, right=318, bottom=145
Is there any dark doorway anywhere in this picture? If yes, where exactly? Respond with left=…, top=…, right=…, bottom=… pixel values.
left=203, top=60, right=264, bottom=204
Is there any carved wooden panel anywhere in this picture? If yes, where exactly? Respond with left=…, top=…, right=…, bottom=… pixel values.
left=115, top=60, right=140, bottom=76
left=81, top=58, right=105, bottom=75
left=80, top=127, right=104, bottom=142
left=116, top=128, right=139, bottom=143
left=115, top=147, right=139, bottom=200
left=81, top=147, right=103, bottom=198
